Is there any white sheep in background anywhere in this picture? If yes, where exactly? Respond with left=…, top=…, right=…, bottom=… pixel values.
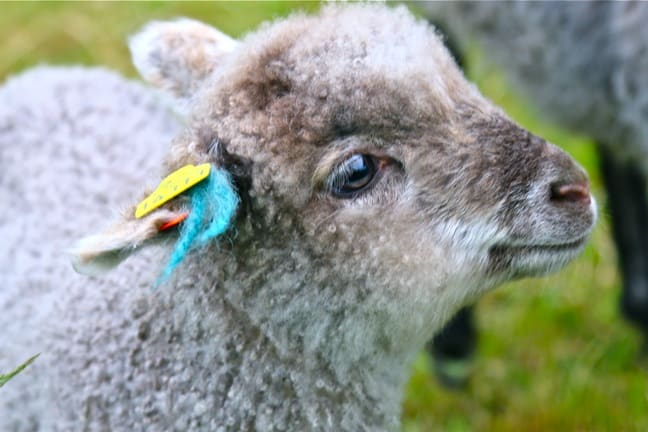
left=419, top=2, right=648, bottom=384
left=0, top=5, right=596, bottom=430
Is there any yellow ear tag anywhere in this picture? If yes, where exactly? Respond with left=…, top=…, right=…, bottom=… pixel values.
left=135, top=163, right=211, bottom=219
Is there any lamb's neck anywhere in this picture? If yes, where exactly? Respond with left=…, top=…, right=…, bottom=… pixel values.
left=160, top=273, right=412, bottom=430
left=162, top=233, right=460, bottom=429
left=224, top=297, right=408, bottom=430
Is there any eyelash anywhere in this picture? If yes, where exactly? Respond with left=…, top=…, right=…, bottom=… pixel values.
left=327, top=154, right=386, bottom=198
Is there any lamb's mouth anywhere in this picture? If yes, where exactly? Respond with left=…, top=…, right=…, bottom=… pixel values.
left=492, top=235, right=589, bottom=255
left=488, top=235, right=590, bottom=277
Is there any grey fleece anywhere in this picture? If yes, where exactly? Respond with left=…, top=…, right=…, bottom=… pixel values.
left=0, top=66, right=177, bottom=431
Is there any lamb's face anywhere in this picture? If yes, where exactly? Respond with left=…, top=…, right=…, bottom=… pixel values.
left=183, top=6, right=596, bottom=297
left=75, top=5, right=596, bottom=346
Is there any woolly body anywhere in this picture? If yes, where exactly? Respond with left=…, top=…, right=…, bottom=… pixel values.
left=1, top=5, right=595, bottom=431
left=0, top=66, right=175, bottom=430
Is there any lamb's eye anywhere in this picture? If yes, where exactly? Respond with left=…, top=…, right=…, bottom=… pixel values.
left=329, top=154, right=378, bottom=197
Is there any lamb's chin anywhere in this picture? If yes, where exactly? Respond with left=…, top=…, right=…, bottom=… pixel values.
left=488, top=235, right=590, bottom=279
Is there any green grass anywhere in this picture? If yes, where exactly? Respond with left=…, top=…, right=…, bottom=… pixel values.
left=2, top=2, right=646, bottom=430
left=0, top=355, right=39, bottom=388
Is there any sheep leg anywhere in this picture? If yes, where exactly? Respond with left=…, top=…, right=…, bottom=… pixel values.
left=426, top=305, right=477, bottom=388
left=598, top=144, right=648, bottom=345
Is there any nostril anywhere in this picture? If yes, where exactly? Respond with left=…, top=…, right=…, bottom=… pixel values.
left=550, top=181, right=591, bottom=205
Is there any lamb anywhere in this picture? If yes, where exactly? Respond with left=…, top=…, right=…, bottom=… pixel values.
left=0, top=5, right=596, bottom=430
left=419, top=2, right=648, bottom=383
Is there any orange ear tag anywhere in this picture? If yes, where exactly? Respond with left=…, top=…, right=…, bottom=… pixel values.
left=159, top=212, right=190, bottom=231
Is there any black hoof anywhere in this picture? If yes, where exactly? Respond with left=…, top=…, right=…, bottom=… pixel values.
left=427, top=345, right=474, bottom=389
left=427, top=306, right=477, bottom=389
left=620, top=280, right=648, bottom=342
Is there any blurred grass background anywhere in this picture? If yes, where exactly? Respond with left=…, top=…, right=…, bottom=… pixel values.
left=1, top=2, right=646, bottom=431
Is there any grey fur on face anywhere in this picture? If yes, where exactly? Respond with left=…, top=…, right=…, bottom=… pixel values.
left=1, top=4, right=595, bottom=431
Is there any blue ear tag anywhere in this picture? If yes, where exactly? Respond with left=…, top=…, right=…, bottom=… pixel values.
left=157, top=167, right=239, bottom=284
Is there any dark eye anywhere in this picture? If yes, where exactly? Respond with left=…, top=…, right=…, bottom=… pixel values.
left=328, top=154, right=378, bottom=197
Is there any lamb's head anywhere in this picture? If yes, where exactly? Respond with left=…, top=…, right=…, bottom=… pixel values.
left=74, top=4, right=595, bottom=381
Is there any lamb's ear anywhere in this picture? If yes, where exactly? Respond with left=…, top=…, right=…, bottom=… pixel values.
left=71, top=165, right=241, bottom=279
left=70, top=209, right=185, bottom=276
left=129, top=18, right=239, bottom=97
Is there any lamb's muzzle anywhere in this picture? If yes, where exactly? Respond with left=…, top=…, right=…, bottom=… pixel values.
left=481, top=135, right=596, bottom=279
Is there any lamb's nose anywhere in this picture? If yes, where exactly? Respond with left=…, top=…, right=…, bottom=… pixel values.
left=550, top=181, right=591, bottom=205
